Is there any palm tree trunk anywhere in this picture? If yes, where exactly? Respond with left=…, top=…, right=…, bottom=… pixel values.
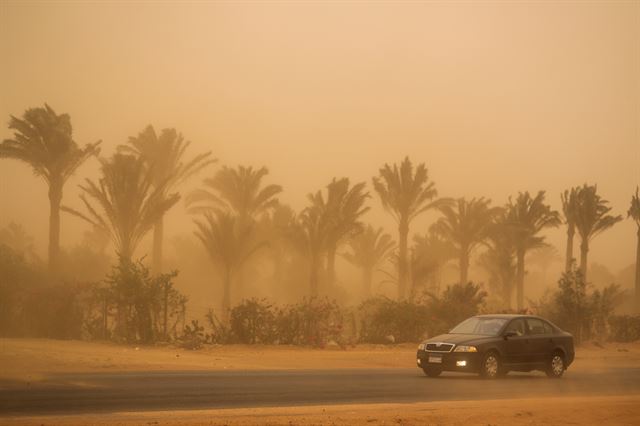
left=48, top=182, right=62, bottom=275
left=326, top=243, right=337, bottom=288
left=363, top=267, right=373, bottom=299
left=565, top=225, right=575, bottom=272
left=222, top=266, right=232, bottom=317
left=635, top=229, right=640, bottom=314
left=152, top=216, right=164, bottom=274
left=310, top=253, right=319, bottom=297
left=579, top=238, right=589, bottom=282
left=460, top=249, right=469, bottom=284
left=516, top=248, right=525, bottom=311
left=398, top=218, right=409, bottom=301
left=163, top=281, right=169, bottom=340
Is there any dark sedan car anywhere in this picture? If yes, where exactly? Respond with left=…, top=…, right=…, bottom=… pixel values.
left=416, top=314, right=574, bottom=379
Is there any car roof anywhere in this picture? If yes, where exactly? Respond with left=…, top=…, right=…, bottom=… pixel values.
left=473, top=314, right=542, bottom=319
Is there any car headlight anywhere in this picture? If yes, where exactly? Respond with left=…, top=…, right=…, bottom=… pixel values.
left=418, top=343, right=426, bottom=351
left=453, top=345, right=478, bottom=352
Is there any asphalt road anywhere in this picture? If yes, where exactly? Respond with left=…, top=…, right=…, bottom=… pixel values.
left=1, top=367, right=639, bottom=416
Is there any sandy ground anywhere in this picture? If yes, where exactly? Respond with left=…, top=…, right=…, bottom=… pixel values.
left=2, top=396, right=639, bottom=425
left=1, top=339, right=640, bottom=425
left=2, top=338, right=639, bottom=381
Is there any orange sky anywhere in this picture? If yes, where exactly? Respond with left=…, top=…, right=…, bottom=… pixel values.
left=0, top=1, right=638, bottom=272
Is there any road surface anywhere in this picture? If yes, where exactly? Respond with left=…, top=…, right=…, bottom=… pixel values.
left=1, top=367, right=639, bottom=415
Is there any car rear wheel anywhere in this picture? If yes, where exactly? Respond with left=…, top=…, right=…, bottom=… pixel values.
left=480, top=351, right=501, bottom=379
left=422, top=366, right=442, bottom=377
left=546, top=351, right=565, bottom=378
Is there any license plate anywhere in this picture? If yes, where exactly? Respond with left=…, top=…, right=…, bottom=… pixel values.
left=428, top=355, right=442, bottom=364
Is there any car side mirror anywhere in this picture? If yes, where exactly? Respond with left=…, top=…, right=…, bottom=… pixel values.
left=503, top=331, right=517, bottom=340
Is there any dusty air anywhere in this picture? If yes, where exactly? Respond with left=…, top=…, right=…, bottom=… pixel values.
left=0, top=1, right=639, bottom=425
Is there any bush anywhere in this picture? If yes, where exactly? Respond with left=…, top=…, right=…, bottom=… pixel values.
left=358, top=297, right=430, bottom=343
left=608, top=315, right=640, bottom=342
left=425, top=282, right=487, bottom=336
left=179, top=320, right=206, bottom=349
left=275, top=298, right=344, bottom=347
left=531, top=268, right=622, bottom=344
left=104, top=259, right=187, bottom=344
left=229, top=299, right=277, bottom=344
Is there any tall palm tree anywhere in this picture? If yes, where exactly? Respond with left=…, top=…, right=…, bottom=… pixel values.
left=561, top=187, right=580, bottom=273
left=119, top=125, right=215, bottom=273
left=62, top=154, right=179, bottom=263
left=431, top=197, right=498, bottom=284
left=342, top=225, right=395, bottom=298
left=410, top=230, right=456, bottom=297
left=479, top=230, right=517, bottom=308
left=505, top=191, right=560, bottom=310
left=574, top=185, right=622, bottom=282
left=323, top=178, right=370, bottom=287
left=194, top=209, right=266, bottom=313
left=628, top=187, right=640, bottom=313
left=187, top=165, right=282, bottom=220
left=290, top=192, right=330, bottom=296
left=258, top=203, right=296, bottom=288
left=188, top=165, right=281, bottom=296
left=0, top=222, right=37, bottom=259
left=372, top=157, right=446, bottom=300
left=0, top=104, right=101, bottom=272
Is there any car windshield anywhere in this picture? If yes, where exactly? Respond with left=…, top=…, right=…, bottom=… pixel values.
left=449, top=317, right=509, bottom=336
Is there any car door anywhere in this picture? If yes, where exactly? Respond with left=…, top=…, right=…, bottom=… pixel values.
left=502, top=318, right=530, bottom=365
left=525, top=318, right=554, bottom=364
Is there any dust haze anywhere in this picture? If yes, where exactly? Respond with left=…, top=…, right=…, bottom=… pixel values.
left=1, top=2, right=638, bottom=317
left=1, top=2, right=640, bottom=425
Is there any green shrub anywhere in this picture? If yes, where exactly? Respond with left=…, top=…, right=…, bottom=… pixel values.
left=229, top=298, right=277, bottom=344
left=425, top=282, right=487, bottom=336
left=358, top=297, right=430, bottom=343
left=608, top=315, right=640, bottom=342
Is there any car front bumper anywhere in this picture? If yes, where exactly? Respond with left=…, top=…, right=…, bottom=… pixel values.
left=416, top=349, right=482, bottom=373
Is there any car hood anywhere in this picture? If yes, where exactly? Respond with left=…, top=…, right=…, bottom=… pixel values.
left=424, top=333, right=496, bottom=346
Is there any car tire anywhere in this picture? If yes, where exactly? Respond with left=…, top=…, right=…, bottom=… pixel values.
left=480, top=351, right=501, bottom=379
left=545, top=351, right=565, bottom=379
left=422, top=366, right=442, bottom=377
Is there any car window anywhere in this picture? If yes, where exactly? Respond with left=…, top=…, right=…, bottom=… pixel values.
left=450, top=317, right=509, bottom=335
left=526, top=318, right=549, bottom=335
left=504, top=319, right=526, bottom=336
left=543, top=321, right=554, bottom=334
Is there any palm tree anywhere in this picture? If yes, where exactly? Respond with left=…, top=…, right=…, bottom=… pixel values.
left=119, top=125, right=215, bottom=273
left=505, top=191, right=560, bottom=310
left=258, top=204, right=296, bottom=288
left=187, top=165, right=282, bottom=220
left=574, top=185, right=622, bottom=282
left=62, top=154, right=179, bottom=263
left=410, top=231, right=456, bottom=297
left=188, top=165, right=281, bottom=296
left=561, top=187, right=580, bottom=273
left=0, top=104, right=101, bottom=272
left=372, top=157, right=446, bottom=300
left=0, top=222, right=37, bottom=260
left=290, top=192, right=330, bottom=296
left=479, top=231, right=517, bottom=308
left=431, top=197, right=498, bottom=284
left=323, top=178, right=370, bottom=287
left=194, top=209, right=266, bottom=313
left=342, top=225, right=395, bottom=298
left=628, top=187, right=640, bottom=313
left=528, top=245, right=561, bottom=285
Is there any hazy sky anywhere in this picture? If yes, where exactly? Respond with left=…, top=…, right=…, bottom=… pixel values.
left=1, top=1, right=638, bottom=271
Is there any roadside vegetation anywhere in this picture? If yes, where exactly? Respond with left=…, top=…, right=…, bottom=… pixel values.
left=1, top=104, right=639, bottom=346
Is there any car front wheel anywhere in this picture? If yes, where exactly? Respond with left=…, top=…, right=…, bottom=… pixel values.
left=422, top=366, right=442, bottom=377
left=480, top=352, right=501, bottom=379
left=546, top=352, right=565, bottom=378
